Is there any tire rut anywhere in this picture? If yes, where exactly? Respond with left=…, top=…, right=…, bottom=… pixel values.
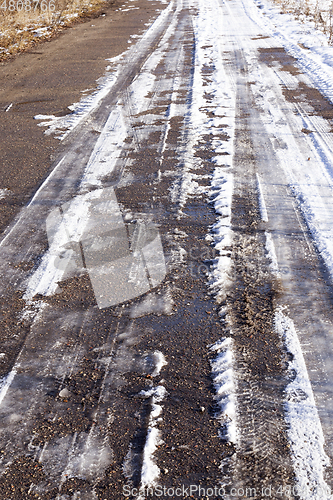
left=226, top=52, right=296, bottom=497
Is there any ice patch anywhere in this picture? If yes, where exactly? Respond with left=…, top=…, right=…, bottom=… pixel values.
left=40, top=430, right=113, bottom=483
left=129, top=289, right=173, bottom=318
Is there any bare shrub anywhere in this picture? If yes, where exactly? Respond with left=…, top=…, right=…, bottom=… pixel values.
left=273, top=0, right=333, bottom=42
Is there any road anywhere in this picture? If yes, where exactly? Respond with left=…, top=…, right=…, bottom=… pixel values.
left=1, top=0, right=333, bottom=498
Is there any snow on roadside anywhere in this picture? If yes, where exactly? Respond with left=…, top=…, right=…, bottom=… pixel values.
left=264, top=231, right=332, bottom=499
left=245, top=0, right=333, bottom=104
left=239, top=0, right=333, bottom=290
left=274, top=309, right=332, bottom=500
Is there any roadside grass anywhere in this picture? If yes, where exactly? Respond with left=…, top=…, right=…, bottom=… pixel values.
left=273, top=0, right=333, bottom=43
left=0, top=0, right=108, bottom=61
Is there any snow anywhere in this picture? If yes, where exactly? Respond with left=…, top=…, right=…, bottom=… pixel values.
left=80, top=105, right=127, bottom=190
left=237, top=0, right=333, bottom=290
left=151, top=351, right=167, bottom=377
left=265, top=231, right=280, bottom=277
left=137, top=385, right=167, bottom=496
left=0, top=367, right=17, bottom=407
left=210, top=338, right=238, bottom=444
left=12, top=0, right=333, bottom=489
left=274, top=308, right=332, bottom=500
left=246, top=0, right=333, bottom=106
left=265, top=224, right=331, bottom=498
left=209, top=169, right=234, bottom=304
left=256, top=173, right=268, bottom=222
left=188, top=0, right=237, bottom=452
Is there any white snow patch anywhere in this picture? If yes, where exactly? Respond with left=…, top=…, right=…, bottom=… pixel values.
left=209, top=169, right=234, bottom=304
left=0, top=189, right=11, bottom=199
left=137, top=385, right=167, bottom=496
left=256, top=173, right=268, bottom=222
left=0, top=367, right=17, bottom=407
left=169, top=0, right=235, bottom=214
left=210, top=338, right=238, bottom=444
left=23, top=190, right=101, bottom=300
left=265, top=231, right=280, bottom=277
left=80, top=105, right=127, bottom=190
left=151, top=351, right=167, bottom=377
left=274, top=308, right=332, bottom=500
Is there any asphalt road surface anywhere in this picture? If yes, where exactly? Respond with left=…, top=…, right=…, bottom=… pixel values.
left=1, top=0, right=333, bottom=499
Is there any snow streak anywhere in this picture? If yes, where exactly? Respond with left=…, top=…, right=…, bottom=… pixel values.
left=188, top=0, right=237, bottom=449
left=210, top=339, right=237, bottom=444
left=137, top=385, right=167, bottom=497
left=256, top=173, right=268, bottom=223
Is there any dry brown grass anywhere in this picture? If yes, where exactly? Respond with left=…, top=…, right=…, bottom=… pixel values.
left=273, top=0, right=333, bottom=43
left=0, top=0, right=107, bottom=60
